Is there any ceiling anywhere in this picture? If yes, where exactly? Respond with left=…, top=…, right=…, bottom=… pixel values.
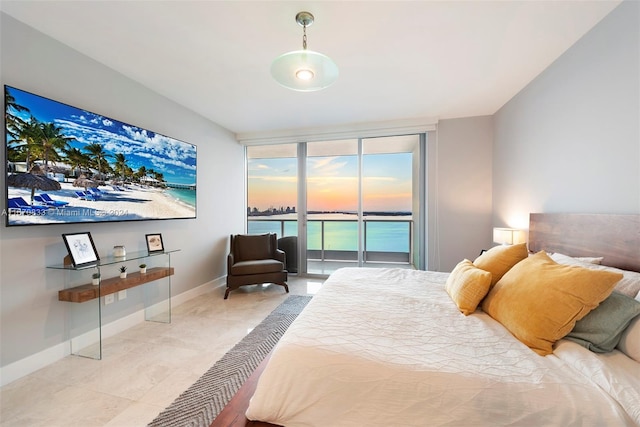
left=1, top=1, right=621, bottom=138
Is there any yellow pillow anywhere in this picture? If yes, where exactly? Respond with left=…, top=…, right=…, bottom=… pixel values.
left=481, top=251, right=623, bottom=356
left=445, top=259, right=493, bottom=315
left=474, top=243, right=529, bottom=286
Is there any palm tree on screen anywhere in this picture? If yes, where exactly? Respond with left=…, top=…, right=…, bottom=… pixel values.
left=6, top=117, right=42, bottom=170
left=153, top=171, right=166, bottom=187
left=136, top=165, right=147, bottom=183
left=84, top=143, right=111, bottom=179
left=4, top=87, right=29, bottom=138
left=113, top=153, right=128, bottom=182
left=37, top=122, right=74, bottom=172
left=64, top=147, right=91, bottom=177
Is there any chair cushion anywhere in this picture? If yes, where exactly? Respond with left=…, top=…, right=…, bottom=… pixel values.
left=234, top=234, right=272, bottom=261
left=231, top=259, right=284, bottom=276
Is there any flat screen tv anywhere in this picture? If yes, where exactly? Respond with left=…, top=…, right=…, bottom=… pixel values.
left=4, top=85, right=197, bottom=227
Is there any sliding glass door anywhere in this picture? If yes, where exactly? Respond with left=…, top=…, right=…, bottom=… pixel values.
left=361, top=136, right=414, bottom=266
left=306, top=140, right=359, bottom=274
left=247, top=134, right=422, bottom=276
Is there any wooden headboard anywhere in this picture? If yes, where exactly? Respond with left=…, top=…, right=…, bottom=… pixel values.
left=529, top=213, right=640, bottom=273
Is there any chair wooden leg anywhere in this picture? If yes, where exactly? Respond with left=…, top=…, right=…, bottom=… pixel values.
left=224, top=287, right=230, bottom=299
left=281, top=283, right=289, bottom=293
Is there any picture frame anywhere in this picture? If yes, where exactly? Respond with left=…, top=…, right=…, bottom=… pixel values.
left=146, top=233, right=164, bottom=253
left=62, top=232, right=100, bottom=268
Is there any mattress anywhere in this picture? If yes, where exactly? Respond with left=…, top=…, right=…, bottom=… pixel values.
left=246, top=267, right=638, bottom=426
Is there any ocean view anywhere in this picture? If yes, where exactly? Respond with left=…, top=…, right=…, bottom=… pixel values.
left=248, top=213, right=412, bottom=252
left=166, top=188, right=196, bottom=208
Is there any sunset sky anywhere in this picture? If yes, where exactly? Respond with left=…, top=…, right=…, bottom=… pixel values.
left=248, top=153, right=412, bottom=213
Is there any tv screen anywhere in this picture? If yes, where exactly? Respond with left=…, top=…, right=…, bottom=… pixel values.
left=4, top=85, right=197, bottom=226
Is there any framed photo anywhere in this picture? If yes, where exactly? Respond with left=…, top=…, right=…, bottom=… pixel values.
left=62, top=232, right=100, bottom=268
left=146, top=233, right=164, bottom=253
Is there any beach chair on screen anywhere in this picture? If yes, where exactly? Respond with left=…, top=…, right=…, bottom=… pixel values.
left=8, top=197, right=50, bottom=212
left=35, top=193, right=69, bottom=207
left=87, top=188, right=103, bottom=198
left=82, top=191, right=98, bottom=200
left=75, top=191, right=96, bottom=201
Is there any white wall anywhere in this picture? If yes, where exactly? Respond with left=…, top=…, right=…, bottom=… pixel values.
left=0, top=14, right=246, bottom=376
left=493, top=0, right=639, bottom=228
left=432, top=116, right=494, bottom=271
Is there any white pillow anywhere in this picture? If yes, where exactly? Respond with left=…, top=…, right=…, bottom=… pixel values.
left=576, top=256, right=604, bottom=264
left=617, top=315, right=640, bottom=362
left=549, top=253, right=640, bottom=298
left=549, top=252, right=603, bottom=265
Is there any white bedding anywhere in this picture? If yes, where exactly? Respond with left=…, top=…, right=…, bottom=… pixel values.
left=246, top=268, right=638, bottom=426
left=554, top=340, right=640, bottom=424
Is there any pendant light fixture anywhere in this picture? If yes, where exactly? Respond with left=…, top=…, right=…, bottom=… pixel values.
left=271, top=11, right=339, bottom=92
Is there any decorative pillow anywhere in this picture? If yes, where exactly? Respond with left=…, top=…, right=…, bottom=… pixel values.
left=473, top=243, right=528, bottom=286
left=547, top=254, right=640, bottom=298
left=445, top=259, right=492, bottom=315
left=565, top=291, right=640, bottom=353
left=481, top=251, right=623, bottom=356
left=617, top=315, right=640, bottom=362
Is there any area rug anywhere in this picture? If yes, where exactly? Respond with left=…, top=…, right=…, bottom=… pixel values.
left=148, top=295, right=311, bottom=427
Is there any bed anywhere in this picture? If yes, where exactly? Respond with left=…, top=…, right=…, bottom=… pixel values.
left=244, top=213, right=640, bottom=426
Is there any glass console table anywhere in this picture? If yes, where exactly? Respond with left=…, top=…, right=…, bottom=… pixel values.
left=48, top=249, right=179, bottom=359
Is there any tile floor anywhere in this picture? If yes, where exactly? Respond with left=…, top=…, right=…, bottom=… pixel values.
left=0, top=276, right=322, bottom=427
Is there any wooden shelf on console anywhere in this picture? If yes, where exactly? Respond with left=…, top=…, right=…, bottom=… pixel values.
left=58, top=267, right=175, bottom=303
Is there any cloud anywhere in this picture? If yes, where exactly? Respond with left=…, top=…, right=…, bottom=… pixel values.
left=53, top=117, right=196, bottom=180
left=248, top=163, right=272, bottom=173
left=248, top=175, right=297, bottom=183
left=309, top=157, right=349, bottom=176
left=363, top=176, right=397, bottom=182
left=137, top=150, right=196, bottom=172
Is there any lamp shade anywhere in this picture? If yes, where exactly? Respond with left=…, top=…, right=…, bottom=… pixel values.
left=493, top=228, right=526, bottom=245
left=271, top=49, right=339, bottom=92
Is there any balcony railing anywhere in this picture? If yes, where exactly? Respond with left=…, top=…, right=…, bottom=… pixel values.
left=247, top=217, right=413, bottom=265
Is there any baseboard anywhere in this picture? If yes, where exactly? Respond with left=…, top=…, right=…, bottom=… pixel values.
left=0, top=276, right=225, bottom=387
left=0, top=342, right=69, bottom=388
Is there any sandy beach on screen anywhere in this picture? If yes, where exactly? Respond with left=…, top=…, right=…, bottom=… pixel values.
left=6, top=182, right=195, bottom=225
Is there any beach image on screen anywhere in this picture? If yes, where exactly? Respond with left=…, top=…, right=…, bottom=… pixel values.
left=5, top=85, right=197, bottom=226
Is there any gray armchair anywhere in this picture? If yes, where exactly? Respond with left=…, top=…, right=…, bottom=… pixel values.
left=225, top=233, right=289, bottom=299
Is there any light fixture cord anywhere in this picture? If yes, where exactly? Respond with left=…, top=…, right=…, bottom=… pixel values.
left=302, top=24, right=307, bottom=50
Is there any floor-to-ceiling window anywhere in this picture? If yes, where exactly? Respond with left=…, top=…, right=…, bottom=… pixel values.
left=246, top=144, right=297, bottom=237
left=362, top=136, right=415, bottom=265
left=306, top=140, right=359, bottom=273
left=246, top=134, right=422, bottom=276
